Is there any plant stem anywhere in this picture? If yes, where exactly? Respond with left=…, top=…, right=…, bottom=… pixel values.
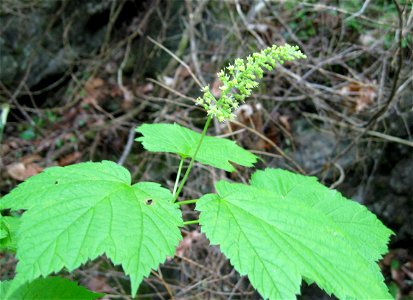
left=174, top=115, right=212, bottom=201
left=172, top=157, right=185, bottom=197
left=183, top=220, right=199, bottom=226
left=177, top=199, right=198, bottom=206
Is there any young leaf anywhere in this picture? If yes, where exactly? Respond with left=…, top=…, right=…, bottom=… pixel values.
left=136, top=123, right=257, bottom=172
left=0, top=277, right=103, bottom=299
left=196, top=168, right=392, bottom=299
left=0, top=161, right=183, bottom=296
left=0, top=214, right=20, bottom=252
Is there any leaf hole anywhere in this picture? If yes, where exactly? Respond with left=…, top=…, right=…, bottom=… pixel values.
left=145, top=199, right=153, bottom=205
left=54, top=181, right=59, bottom=185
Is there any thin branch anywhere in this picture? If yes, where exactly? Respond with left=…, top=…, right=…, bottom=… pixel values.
left=147, top=36, right=203, bottom=88
left=118, top=125, right=137, bottom=166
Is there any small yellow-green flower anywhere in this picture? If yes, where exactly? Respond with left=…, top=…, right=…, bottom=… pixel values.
left=196, top=44, right=306, bottom=122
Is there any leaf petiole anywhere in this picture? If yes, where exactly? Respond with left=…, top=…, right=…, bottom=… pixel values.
left=172, top=157, right=185, bottom=197
left=183, top=220, right=199, bottom=226
left=174, top=115, right=213, bottom=201
left=177, top=199, right=198, bottom=206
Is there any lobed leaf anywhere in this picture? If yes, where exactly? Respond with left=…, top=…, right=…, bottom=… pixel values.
left=196, top=168, right=392, bottom=299
left=0, top=161, right=183, bottom=296
left=0, top=160, right=131, bottom=211
left=136, top=123, right=257, bottom=172
left=250, top=169, right=393, bottom=262
left=0, top=277, right=102, bottom=300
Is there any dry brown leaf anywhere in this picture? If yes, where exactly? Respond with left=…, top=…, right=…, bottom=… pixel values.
left=84, top=77, right=104, bottom=95
left=58, top=152, right=82, bottom=166
left=20, top=154, right=42, bottom=164
left=83, top=77, right=107, bottom=106
left=7, top=162, right=43, bottom=181
left=340, top=82, right=377, bottom=112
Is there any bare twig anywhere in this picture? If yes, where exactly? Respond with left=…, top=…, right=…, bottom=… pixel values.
left=230, top=119, right=306, bottom=174
left=147, top=36, right=203, bottom=88
left=117, top=125, right=136, bottom=166
left=345, top=0, right=372, bottom=21
left=305, top=113, right=413, bottom=148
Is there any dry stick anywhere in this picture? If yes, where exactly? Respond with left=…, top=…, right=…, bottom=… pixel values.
left=345, top=0, right=372, bottom=21
left=147, top=36, right=203, bottom=88
left=161, top=29, right=189, bottom=77
left=300, top=2, right=400, bottom=29
left=117, top=125, right=136, bottom=166
left=0, top=80, right=35, bottom=127
left=115, top=40, right=137, bottom=166
left=144, top=277, right=167, bottom=300
left=305, top=113, right=413, bottom=148
left=57, top=2, right=153, bottom=113
left=151, top=270, right=174, bottom=300
left=365, top=0, right=404, bottom=128
left=101, top=0, right=125, bottom=54
left=185, top=0, right=208, bottom=86
left=216, top=128, right=246, bottom=138
left=176, top=254, right=218, bottom=275
left=332, top=0, right=405, bottom=164
left=235, top=0, right=266, bottom=47
left=269, top=6, right=309, bottom=55
left=330, top=162, right=345, bottom=189
left=139, top=93, right=195, bottom=110
left=147, top=78, right=197, bottom=103
left=230, top=119, right=306, bottom=174
left=117, top=39, right=132, bottom=103
left=250, top=150, right=282, bottom=161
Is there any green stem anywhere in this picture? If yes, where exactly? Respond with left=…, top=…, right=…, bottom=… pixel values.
left=174, top=115, right=213, bottom=201
left=183, top=220, right=199, bottom=226
left=177, top=199, right=198, bottom=206
left=172, top=157, right=185, bottom=197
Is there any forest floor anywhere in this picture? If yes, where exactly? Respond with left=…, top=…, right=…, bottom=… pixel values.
left=1, top=0, right=412, bottom=299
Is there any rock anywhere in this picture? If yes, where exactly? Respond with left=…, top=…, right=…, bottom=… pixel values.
left=0, top=0, right=111, bottom=88
left=390, top=154, right=413, bottom=195
left=365, top=174, right=413, bottom=244
left=292, top=120, right=355, bottom=173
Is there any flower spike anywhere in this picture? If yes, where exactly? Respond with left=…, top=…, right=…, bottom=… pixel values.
left=196, top=44, right=306, bottom=122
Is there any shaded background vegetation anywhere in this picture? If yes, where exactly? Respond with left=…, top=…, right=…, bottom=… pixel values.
left=0, top=0, right=412, bottom=299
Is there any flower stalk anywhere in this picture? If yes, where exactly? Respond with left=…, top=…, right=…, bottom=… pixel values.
left=196, top=44, right=306, bottom=122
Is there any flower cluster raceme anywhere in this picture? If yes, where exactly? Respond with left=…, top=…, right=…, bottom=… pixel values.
left=196, top=44, right=306, bottom=121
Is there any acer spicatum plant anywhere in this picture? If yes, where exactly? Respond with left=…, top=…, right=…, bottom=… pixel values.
left=0, top=44, right=393, bottom=299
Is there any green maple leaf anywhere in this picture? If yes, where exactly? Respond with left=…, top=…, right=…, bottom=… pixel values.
left=0, top=214, right=20, bottom=252
left=196, top=168, right=392, bottom=299
left=0, top=161, right=183, bottom=296
left=0, top=277, right=103, bottom=299
left=136, top=123, right=257, bottom=172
